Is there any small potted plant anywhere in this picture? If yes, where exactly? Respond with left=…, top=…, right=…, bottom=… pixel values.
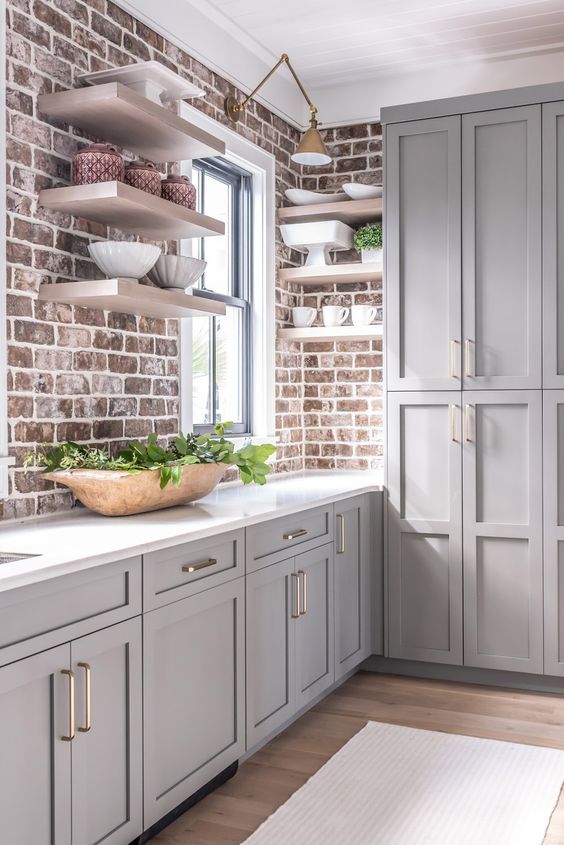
left=354, top=223, right=383, bottom=264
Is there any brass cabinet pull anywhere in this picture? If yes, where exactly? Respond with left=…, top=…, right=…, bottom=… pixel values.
left=450, top=339, right=458, bottom=379
left=336, top=513, right=345, bottom=554
left=61, top=669, right=75, bottom=742
left=297, top=570, right=308, bottom=615
left=77, top=662, right=92, bottom=733
left=291, top=572, right=300, bottom=618
left=464, top=339, right=473, bottom=378
left=182, top=558, right=217, bottom=573
left=464, top=404, right=474, bottom=442
left=450, top=404, right=458, bottom=443
left=283, top=529, right=308, bottom=540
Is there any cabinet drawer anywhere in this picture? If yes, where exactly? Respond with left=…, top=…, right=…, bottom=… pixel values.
left=246, top=505, right=334, bottom=572
left=143, top=529, right=244, bottom=610
left=0, top=556, right=141, bottom=667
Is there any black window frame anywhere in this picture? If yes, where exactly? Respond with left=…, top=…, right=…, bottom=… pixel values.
left=191, top=157, right=253, bottom=436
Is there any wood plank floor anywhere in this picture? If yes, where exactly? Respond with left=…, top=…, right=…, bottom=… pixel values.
left=153, top=671, right=564, bottom=844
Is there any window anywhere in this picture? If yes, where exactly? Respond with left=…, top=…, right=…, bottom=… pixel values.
left=191, top=158, right=253, bottom=435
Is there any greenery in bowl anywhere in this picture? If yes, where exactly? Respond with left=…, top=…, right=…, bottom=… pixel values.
left=354, top=223, right=383, bottom=252
left=24, top=424, right=276, bottom=489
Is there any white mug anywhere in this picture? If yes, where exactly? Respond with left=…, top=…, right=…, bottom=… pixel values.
left=292, top=306, right=316, bottom=328
left=322, top=305, right=349, bottom=327
left=351, top=304, right=377, bottom=326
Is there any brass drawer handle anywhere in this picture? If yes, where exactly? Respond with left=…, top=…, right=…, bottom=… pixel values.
left=298, top=570, right=308, bottom=615
left=464, top=338, right=473, bottom=378
left=336, top=513, right=345, bottom=554
left=291, top=572, right=300, bottom=618
left=77, top=662, right=92, bottom=733
left=450, top=339, right=458, bottom=379
left=182, top=558, right=218, bottom=573
left=450, top=404, right=458, bottom=443
left=283, top=529, right=308, bottom=540
left=61, top=669, right=75, bottom=742
left=464, top=404, right=474, bottom=442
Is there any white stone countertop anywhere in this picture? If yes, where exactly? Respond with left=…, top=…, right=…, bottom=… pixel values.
left=0, top=471, right=384, bottom=593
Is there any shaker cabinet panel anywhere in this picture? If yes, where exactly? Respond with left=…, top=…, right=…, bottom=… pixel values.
left=143, top=579, right=245, bottom=828
left=543, top=101, right=564, bottom=387
left=0, top=644, right=71, bottom=845
left=543, top=392, right=564, bottom=675
left=71, top=618, right=143, bottom=845
left=387, top=393, right=463, bottom=664
left=462, top=106, right=542, bottom=389
left=334, top=495, right=372, bottom=678
left=463, top=391, right=543, bottom=673
left=294, top=544, right=335, bottom=708
left=386, top=116, right=461, bottom=391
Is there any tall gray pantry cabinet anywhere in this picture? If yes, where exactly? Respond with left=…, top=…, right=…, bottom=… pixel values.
left=383, top=83, right=564, bottom=676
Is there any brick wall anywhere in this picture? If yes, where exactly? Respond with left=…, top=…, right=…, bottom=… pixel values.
left=2, top=0, right=383, bottom=520
left=296, top=123, right=384, bottom=471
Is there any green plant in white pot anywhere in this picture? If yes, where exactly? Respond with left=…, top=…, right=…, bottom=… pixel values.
left=354, top=223, right=383, bottom=264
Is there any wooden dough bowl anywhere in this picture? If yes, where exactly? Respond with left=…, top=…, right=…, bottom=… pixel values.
left=43, top=462, right=227, bottom=517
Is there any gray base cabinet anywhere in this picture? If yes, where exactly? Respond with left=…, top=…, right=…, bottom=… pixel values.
left=0, top=644, right=71, bottom=845
left=143, top=577, right=245, bottom=828
left=334, top=495, right=372, bottom=678
left=246, top=542, right=335, bottom=749
left=543, top=391, right=564, bottom=676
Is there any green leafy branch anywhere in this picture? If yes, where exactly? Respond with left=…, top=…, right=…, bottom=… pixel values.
left=354, top=223, right=383, bottom=251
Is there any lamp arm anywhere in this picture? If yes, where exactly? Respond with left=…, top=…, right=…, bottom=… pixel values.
left=238, top=54, right=318, bottom=117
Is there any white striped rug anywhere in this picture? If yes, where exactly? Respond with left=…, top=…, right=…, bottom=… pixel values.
left=243, top=722, right=564, bottom=844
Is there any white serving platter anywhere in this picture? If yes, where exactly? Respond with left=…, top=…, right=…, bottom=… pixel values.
left=285, top=188, right=346, bottom=206
left=343, top=183, right=383, bottom=200
left=79, top=61, right=205, bottom=104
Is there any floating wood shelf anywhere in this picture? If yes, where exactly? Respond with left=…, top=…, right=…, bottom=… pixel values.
left=278, top=198, right=382, bottom=225
left=279, top=262, right=382, bottom=285
left=38, top=82, right=226, bottom=163
left=38, top=181, right=225, bottom=240
left=38, top=279, right=226, bottom=319
left=278, top=325, right=382, bottom=342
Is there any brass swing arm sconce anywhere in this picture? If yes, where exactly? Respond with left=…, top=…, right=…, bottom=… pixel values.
left=224, top=54, right=331, bottom=166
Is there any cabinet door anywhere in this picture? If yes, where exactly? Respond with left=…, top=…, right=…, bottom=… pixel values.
left=543, top=102, right=564, bottom=387
left=462, top=107, right=541, bottom=389
left=334, top=495, right=371, bottom=679
left=144, top=579, right=245, bottom=828
left=294, top=544, right=335, bottom=708
left=0, top=644, right=71, bottom=845
left=387, top=393, right=463, bottom=664
left=386, top=116, right=461, bottom=391
left=246, top=558, right=296, bottom=749
left=543, top=392, right=564, bottom=675
left=71, top=618, right=142, bottom=845
left=463, top=391, right=542, bottom=673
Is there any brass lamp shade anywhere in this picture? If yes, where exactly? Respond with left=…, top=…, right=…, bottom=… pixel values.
left=291, top=120, right=331, bottom=166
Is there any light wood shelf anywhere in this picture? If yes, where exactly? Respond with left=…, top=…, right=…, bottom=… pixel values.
left=278, top=325, right=382, bottom=342
left=38, top=181, right=225, bottom=240
left=38, top=82, right=226, bottom=163
left=278, top=197, right=382, bottom=225
left=279, top=262, right=382, bottom=285
left=38, top=279, right=226, bottom=320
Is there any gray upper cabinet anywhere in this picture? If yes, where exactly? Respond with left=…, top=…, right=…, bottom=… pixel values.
left=543, top=101, right=564, bottom=387
left=294, top=544, right=335, bottom=708
left=387, top=392, right=463, bottom=664
left=0, top=644, right=72, bottom=845
left=463, top=391, right=543, bottom=673
left=143, top=578, right=245, bottom=828
left=386, top=116, right=461, bottom=392
left=71, top=618, right=143, bottom=845
left=462, top=106, right=542, bottom=389
left=334, top=495, right=372, bottom=679
left=246, top=557, right=296, bottom=748
left=543, top=391, right=564, bottom=676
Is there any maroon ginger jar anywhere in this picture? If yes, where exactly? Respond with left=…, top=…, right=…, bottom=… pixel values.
left=161, top=174, right=197, bottom=210
left=124, top=160, right=161, bottom=195
left=72, top=143, right=124, bottom=186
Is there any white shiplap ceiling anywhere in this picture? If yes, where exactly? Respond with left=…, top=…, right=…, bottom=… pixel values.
left=203, top=0, right=564, bottom=85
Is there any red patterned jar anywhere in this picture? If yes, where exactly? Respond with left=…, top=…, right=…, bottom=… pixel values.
left=124, top=160, right=161, bottom=195
left=161, top=174, right=197, bottom=210
left=72, top=143, right=124, bottom=186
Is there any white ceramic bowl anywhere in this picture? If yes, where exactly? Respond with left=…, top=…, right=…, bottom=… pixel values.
left=148, top=255, right=207, bottom=290
left=343, top=183, right=383, bottom=200
left=88, top=241, right=161, bottom=279
left=285, top=188, right=345, bottom=206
